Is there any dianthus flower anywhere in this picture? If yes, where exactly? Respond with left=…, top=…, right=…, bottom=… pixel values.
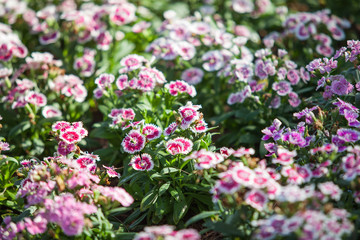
left=130, top=153, right=154, bottom=171
left=121, top=130, right=146, bottom=154
left=166, top=137, right=193, bottom=155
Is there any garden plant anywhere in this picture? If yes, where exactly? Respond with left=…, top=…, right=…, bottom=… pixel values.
left=1, top=0, right=360, bottom=239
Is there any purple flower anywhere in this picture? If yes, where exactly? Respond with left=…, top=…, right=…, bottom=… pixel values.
left=293, top=106, right=317, bottom=124
left=272, top=81, right=292, bottom=96
left=261, top=119, right=283, bottom=141
left=337, top=128, right=360, bottom=142
left=287, top=69, right=300, bottom=85
left=330, top=75, right=353, bottom=95
left=288, top=92, right=301, bottom=107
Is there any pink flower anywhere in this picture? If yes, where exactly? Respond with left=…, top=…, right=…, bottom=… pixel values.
left=175, top=229, right=200, bottom=240
left=137, top=69, right=156, bottom=92
left=184, top=149, right=223, bottom=169
left=0, top=141, right=10, bottom=152
left=216, top=172, right=240, bottom=194
left=130, top=154, right=154, bottom=171
left=25, top=91, right=47, bottom=107
left=103, top=165, right=120, bottom=178
left=287, top=69, right=300, bottom=85
left=52, top=121, right=71, bottom=132
left=94, top=186, right=134, bottom=207
left=202, top=50, right=224, bottom=72
left=281, top=166, right=302, bottom=184
left=110, top=3, right=136, bottom=26
left=178, top=102, right=201, bottom=129
left=122, top=130, right=146, bottom=154
left=132, top=21, right=151, bottom=33
left=288, top=92, right=301, bottom=107
left=330, top=76, right=353, bottom=95
left=245, top=189, right=268, bottom=211
left=120, top=54, right=146, bottom=71
left=273, top=148, right=296, bottom=165
left=39, top=31, right=60, bottom=45
left=166, top=137, right=193, bottom=155
left=337, top=128, right=360, bottom=142
left=142, top=124, right=162, bottom=140
left=42, top=106, right=62, bottom=118
left=181, top=68, right=204, bottom=85
left=24, top=215, right=48, bottom=235
left=165, top=80, right=195, bottom=97
left=272, top=81, right=292, bottom=96
left=116, top=74, right=129, bottom=90
left=60, top=130, right=82, bottom=144
left=220, top=147, right=235, bottom=158
left=231, top=164, right=255, bottom=186
left=76, top=154, right=99, bottom=171
left=96, top=31, right=113, bottom=51
left=318, top=182, right=342, bottom=201
left=95, top=73, right=115, bottom=89
left=164, top=122, right=178, bottom=136
left=191, top=120, right=208, bottom=133
left=232, top=0, right=254, bottom=13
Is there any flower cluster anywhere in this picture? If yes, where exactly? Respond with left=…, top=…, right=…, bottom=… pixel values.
left=227, top=48, right=309, bottom=108
left=264, top=9, right=350, bottom=57
left=0, top=123, right=133, bottom=238
left=165, top=80, right=196, bottom=97
left=254, top=209, right=353, bottom=239
left=134, top=225, right=200, bottom=240
left=94, top=55, right=167, bottom=98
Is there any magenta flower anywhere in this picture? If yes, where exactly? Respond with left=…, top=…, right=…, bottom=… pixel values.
left=272, top=81, right=292, bottom=96
left=95, top=73, right=115, bottom=89
left=94, top=186, right=134, bottom=207
left=25, top=91, right=47, bottom=107
left=60, top=130, right=82, bottom=144
left=42, top=106, right=62, bottom=118
left=273, top=147, right=296, bottom=165
left=215, top=172, right=240, bottom=194
left=337, top=128, right=360, bottom=142
left=142, top=124, right=162, bottom=140
left=121, top=130, right=146, bottom=154
left=130, top=154, right=154, bottom=171
left=231, top=164, right=255, bottom=186
left=110, top=3, right=136, bottom=26
left=137, top=69, right=156, bottom=92
left=103, top=165, right=120, bottom=178
left=166, top=137, right=193, bottom=155
left=24, top=216, right=48, bottom=235
left=178, top=102, right=201, bottom=129
left=245, top=189, right=268, bottom=211
left=330, top=75, right=353, bottom=95
left=191, top=119, right=208, bottom=133
left=261, top=118, right=283, bottom=141
left=181, top=68, right=204, bottom=85
left=184, top=149, right=223, bottom=169
left=202, top=50, right=224, bottom=72
left=120, top=54, right=146, bottom=71
left=164, top=122, right=178, bottom=136
left=116, top=75, right=129, bottom=90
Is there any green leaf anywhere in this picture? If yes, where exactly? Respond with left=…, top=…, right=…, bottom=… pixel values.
left=109, top=207, right=132, bottom=216
left=160, top=167, right=178, bottom=174
left=173, top=199, right=189, bottom=224
left=9, top=121, right=31, bottom=139
left=159, top=182, right=171, bottom=196
left=129, top=213, right=147, bottom=229
left=140, top=189, right=158, bottom=211
left=119, top=172, right=141, bottom=185
left=114, top=233, right=136, bottom=239
left=185, top=211, right=220, bottom=227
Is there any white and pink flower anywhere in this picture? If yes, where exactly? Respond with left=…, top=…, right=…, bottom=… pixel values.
left=130, top=154, right=154, bottom=171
